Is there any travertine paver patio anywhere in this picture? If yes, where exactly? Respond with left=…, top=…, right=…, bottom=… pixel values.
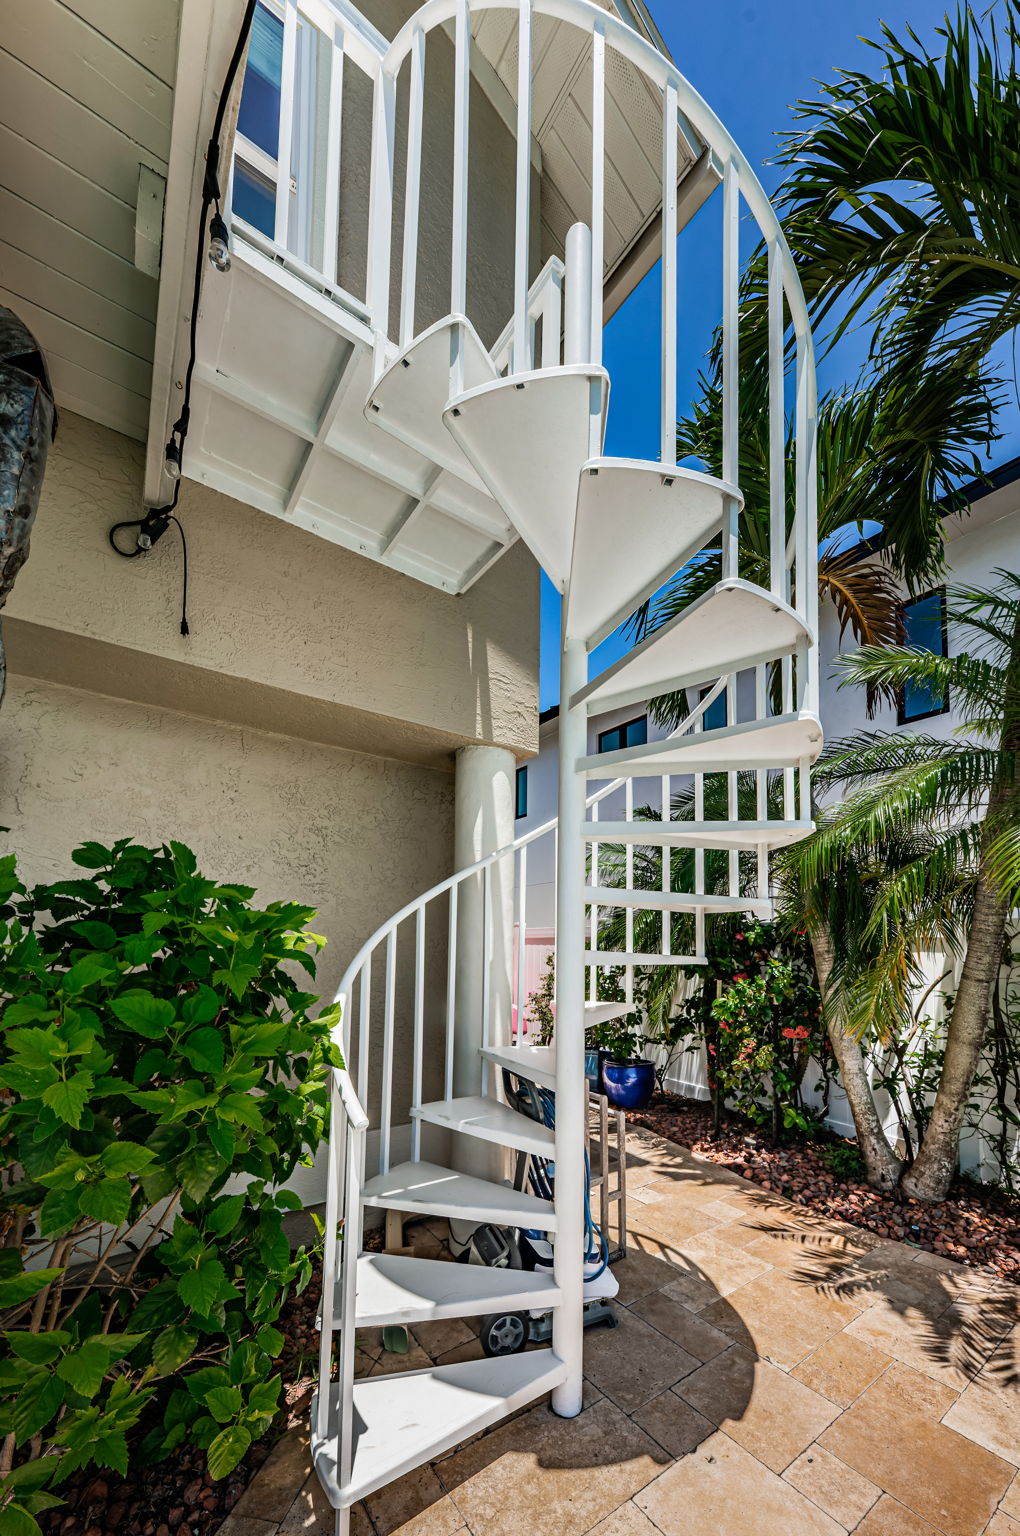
left=224, top=1125, right=1020, bottom=1536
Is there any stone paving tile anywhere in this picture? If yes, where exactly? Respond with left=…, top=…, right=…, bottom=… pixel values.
left=819, top=1367, right=1014, bottom=1535
left=612, top=1235, right=694, bottom=1304
left=627, top=1286, right=731, bottom=1360
left=661, top=1231, right=773, bottom=1297
left=581, top=1303, right=699, bottom=1413
left=218, top=1518, right=281, bottom=1536
left=233, top=1430, right=313, bottom=1523
left=698, top=1269, right=860, bottom=1370
left=791, top=1332, right=893, bottom=1408
left=986, top=1513, right=1020, bottom=1535
left=364, top=1462, right=464, bottom=1535
left=1002, top=1471, right=1020, bottom=1517
left=676, top=1345, right=840, bottom=1473
left=635, top=1429, right=845, bottom=1536
left=630, top=1389, right=714, bottom=1459
left=876, top=1360, right=961, bottom=1419
left=942, top=1331, right=1020, bottom=1466
left=783, top=1443, right=881, bottom=1528
left=277, top=1470, right=372, bottom=1535
left=411, top=1316, right=477, bottom=1359
left=437, top=1397, right=666, bottom=1536
left=853, top=1494, right=940, bottom=1535
left=626, top=1196, right=730, bottom=1248
left=583, top=1501, right=664, bottom=1536
left=843, top=1290, right=1007, bottom=1391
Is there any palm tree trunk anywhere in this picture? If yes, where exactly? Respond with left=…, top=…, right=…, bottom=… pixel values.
left=901, top=605, right=1020, bottom=1201
left=812, top=924, right=905, bottom=1191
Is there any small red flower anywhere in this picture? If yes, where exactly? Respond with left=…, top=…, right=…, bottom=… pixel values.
left=733, top=973, right=748, bottom=981
left=734, top=932, right=745, bottom=941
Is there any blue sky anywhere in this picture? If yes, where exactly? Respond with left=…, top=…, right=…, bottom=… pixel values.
left=538, top=0, right=1017, bottom=708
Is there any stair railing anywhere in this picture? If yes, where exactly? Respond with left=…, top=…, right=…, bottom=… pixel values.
left=315, top=1060, right=368, bottom=1485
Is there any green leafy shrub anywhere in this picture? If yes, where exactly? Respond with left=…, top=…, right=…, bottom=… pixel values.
left=818, top=1141, right=867, bottom=1182
left=0, top=839, right=340, bottom=1530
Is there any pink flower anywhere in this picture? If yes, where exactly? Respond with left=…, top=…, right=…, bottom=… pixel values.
left=733, top=973, right=748, bottom=981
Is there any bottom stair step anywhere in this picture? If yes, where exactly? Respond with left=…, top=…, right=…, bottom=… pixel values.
left=313, top=1350, right=566, bottom=1506
left=352, top=1252, right=561, bottom=1327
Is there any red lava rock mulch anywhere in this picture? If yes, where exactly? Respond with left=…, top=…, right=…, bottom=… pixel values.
left=629, top=1091, right=1020, bottom=1283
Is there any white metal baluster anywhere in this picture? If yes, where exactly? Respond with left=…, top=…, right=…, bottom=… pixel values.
left=451, top=0, right=470, bottom=331
left=782, top=654, right=795, bottom=818
left=767, top=240, right=785, bottom=598
left=399, top=25, right=425, bottom=349
left=624, top=779, right=634, bottom=973
left=755, top=664, right=769, bottom=899
left=660, top=775, right=669, bottom=954
left=799, top=754, right=812, bottom=821
left=589, top=20, right=605, bottom=366
left=805, top=360, right=820, bottom=717
left=516, top=845, right=527, bottom=1040
left=512, top=0, right=532, bottom=372
left=337, top=1121, right=364, bottom=1500
left=274, top=0, right=299, bottom=249
left=315, top=1074, right=342, bottom=1444
left=721, top=160, right=740, bottom=580
left=661, top=77, right=678, bottom=466
left=321, top=22, right=344, bottom=287
left=481, top=861, right=492, bottom=1090
left=380, top=930, right=396, bottom=1175
left=542, top=265, right=563, bottom=368
left=411, top=906, right=425, bottom=1161
left=727, top=673, right=738, bottom=896
left=445, top=884, right=457, bottom=1100
left=357, top=954, right=371, bottom=1108
left=589, top=797, right=599, bottom=1001
left=366, top=69, right=396, bottom=361
left=794, top=330, right=810, bottom=636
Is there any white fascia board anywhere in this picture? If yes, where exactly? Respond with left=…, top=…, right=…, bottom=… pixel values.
left=144, top=0, right=250, bottom=506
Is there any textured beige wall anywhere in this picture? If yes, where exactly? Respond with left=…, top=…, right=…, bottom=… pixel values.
left=5, top=412, right=540, bottom=766
left=0, top=675, right=454, bottom=1125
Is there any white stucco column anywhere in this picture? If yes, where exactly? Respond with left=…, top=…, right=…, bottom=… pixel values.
left=453, top=744, right=516, bottom=1180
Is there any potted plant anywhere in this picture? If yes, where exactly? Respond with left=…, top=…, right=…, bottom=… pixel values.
left=587, top=1013, right=656, bottom=1110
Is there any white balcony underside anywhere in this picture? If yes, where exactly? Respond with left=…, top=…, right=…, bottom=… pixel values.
left=184, top=240, right=516, bottom=595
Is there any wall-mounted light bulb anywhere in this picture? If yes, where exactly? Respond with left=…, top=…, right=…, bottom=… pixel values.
left=208, top=213, right=231, bottom=273
left=164, top=439, right=182, bottom=480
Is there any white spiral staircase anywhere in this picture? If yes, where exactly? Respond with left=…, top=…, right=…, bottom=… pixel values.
left=247, top=2, right=827, bottom=1528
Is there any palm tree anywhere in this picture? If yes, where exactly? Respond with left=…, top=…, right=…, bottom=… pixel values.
left=783, top=576, right=1020, bottom=1199
left=773, top=4, right=1020, bottom=382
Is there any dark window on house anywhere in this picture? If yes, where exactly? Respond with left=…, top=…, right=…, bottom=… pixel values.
left=899, top=588, right=949, bottom=724
left=515, top=766, right=528, bottom=819
left=238, top=4, right=284, bottom=158
left=597, top=715, right=648, bottom=754
left=698, top=686, right=728, bottom=732
left=233, top=160, right=277, bottom=237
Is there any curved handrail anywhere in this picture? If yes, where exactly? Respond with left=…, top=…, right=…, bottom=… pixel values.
left=381, top=0, right=815, bottom=352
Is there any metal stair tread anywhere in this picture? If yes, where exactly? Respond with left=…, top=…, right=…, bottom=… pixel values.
left=443, top=366, right=610, bottom=588
left=481, top=1042, right=557, bottom=1091
left=580, top=710, right=823, bottom=776
left=352, top=1252, right=561, bottom=1328
left=361, top=1160, right=556, bottom=1230
left=312, top=1351, right=566, bottom=1507
left=583, top=819, right=814, bottom=849
left=573, top=578, right=811, bottom=715
left=585, top=885, right=772, bottom=913
left=365, top=313, right=496, bottom=488
left=413, top=1094, right=554, bottom=1158
left=566, top=458, right=737, bottom=649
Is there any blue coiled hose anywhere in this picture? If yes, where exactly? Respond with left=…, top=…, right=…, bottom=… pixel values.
left=519, top=1081, right=609, bottom=1280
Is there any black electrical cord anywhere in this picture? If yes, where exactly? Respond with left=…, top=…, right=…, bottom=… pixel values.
left=109, top=0, right=256, bottom=637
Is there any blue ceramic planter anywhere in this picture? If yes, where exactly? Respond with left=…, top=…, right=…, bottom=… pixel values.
left=601, top=1058, right=655, bottom=1111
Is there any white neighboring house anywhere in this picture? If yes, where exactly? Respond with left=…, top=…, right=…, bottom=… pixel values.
left=518, top=463, right=1020, bottom=1178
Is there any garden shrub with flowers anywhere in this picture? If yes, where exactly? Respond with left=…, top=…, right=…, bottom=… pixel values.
left=658, top=919, right=827, bottom=1142
left=0, top=839, right=340, bottom=1535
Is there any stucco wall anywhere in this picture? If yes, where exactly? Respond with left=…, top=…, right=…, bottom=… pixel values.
left=6, top=412, right=540, bottom=767
left=0, top=674, right=454, bottom=1129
